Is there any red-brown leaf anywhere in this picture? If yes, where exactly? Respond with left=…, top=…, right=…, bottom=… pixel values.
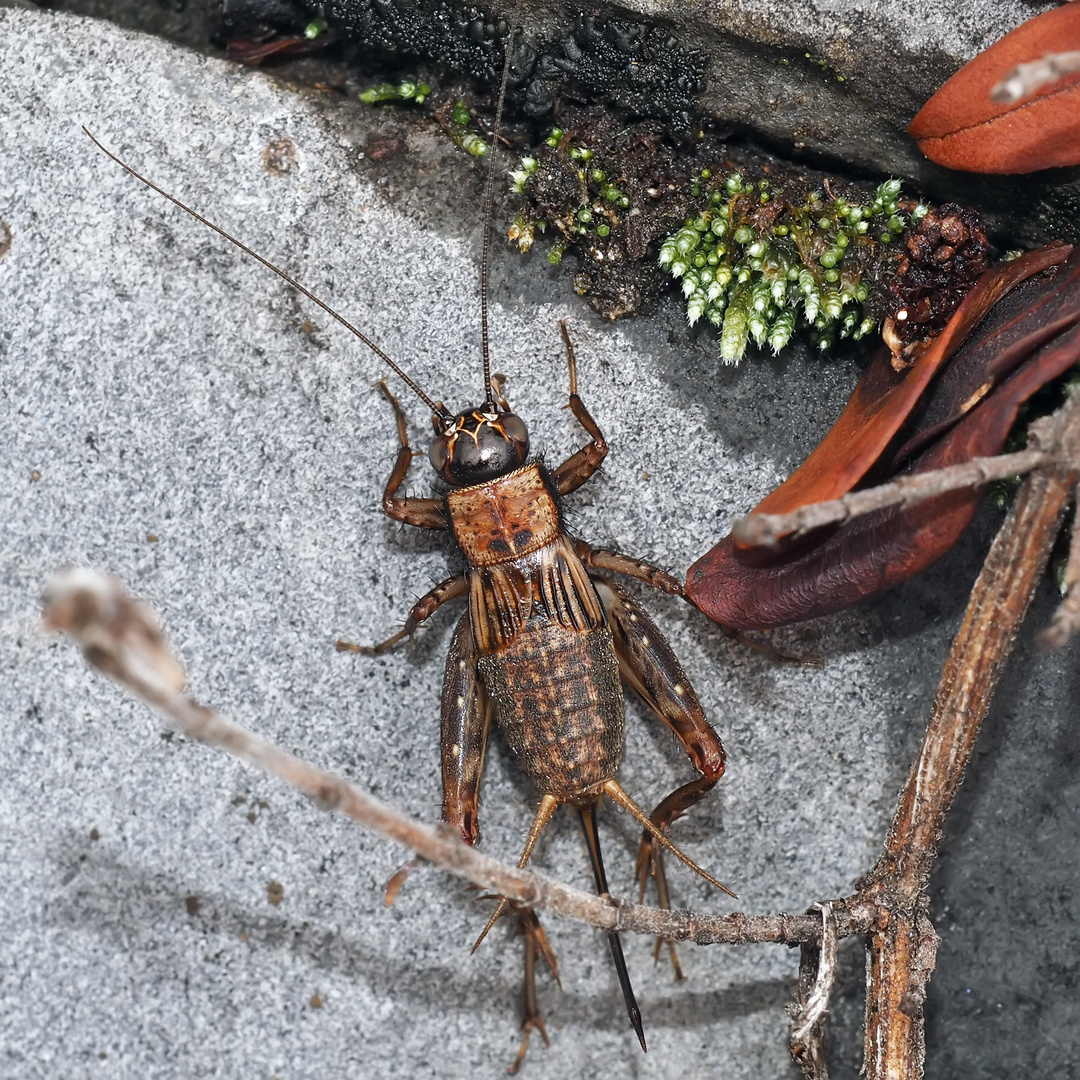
left=686, top=248, right=1080, bottom=629
left=910, top=5, right=1080, bottom=173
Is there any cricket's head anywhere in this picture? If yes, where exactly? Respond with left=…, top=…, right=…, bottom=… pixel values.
left=428, top=404, right=530, bottom=486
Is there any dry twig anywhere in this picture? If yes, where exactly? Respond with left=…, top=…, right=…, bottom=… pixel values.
left=991, top=49, right=1080, bottom=104
left=732, top=447, right=1048, bottom=548
left=857, top=387, right=1080, bottom=1078
left=858, top=459, right=1073, bottom=1077
left=41, top=567, right=874, bottom=950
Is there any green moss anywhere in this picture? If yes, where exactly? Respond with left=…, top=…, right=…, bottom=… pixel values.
left=359, top=81, right=431, bottom=106
left=509, top=132, right=628, bottom=261
left=659, top=175, right=909, bottom=363
left=444, top=101, right=488, bottom=157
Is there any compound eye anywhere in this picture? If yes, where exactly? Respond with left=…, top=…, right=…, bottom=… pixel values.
left=501, top=413, right=528, bottom=447
left=428, top=436, right=449, bottom=476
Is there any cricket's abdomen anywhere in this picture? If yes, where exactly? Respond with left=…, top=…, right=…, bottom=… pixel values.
left=478, top=618, right=625, bottom=797
left=448, top=462, right=626, bottom=797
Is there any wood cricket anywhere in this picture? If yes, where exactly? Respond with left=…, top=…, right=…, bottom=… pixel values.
left=84, top=36, right=733, bottom=1066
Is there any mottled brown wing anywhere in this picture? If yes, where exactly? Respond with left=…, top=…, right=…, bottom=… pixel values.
left=441, top=611, right=492, bottom=846
left=468, top=535, right=605, bottom=653
left=594, top=579, right=725, bottom=780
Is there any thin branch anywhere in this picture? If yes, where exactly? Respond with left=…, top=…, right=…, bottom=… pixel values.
left=790, top=902, right=838, bottom=1079
left=42, top=567, right=877, bottom=950
left=732, top=448, right=1049, bottom=548
left=991, top=50, right=1080, bottom=104
left=858, top=396, right=1078, bottom=1078
left=1038, top=481, right=1080, bottom=649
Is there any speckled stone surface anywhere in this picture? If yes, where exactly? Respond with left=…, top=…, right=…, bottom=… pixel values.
left=1, top=9, right=1077, bottom=1080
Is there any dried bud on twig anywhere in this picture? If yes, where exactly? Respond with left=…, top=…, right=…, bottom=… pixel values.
left=1035, top=489, right=1080, bottom=651
left=991, top=50, right=1080, bottom=104
left=42, top=567, right=187, bottom=695
left=789, top=902, right=838, bottom=1078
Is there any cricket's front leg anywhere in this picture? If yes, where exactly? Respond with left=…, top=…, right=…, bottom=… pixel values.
left=593, top=578, right=727, bottom=975
left=336, top=382, right=459, bottom=654
left=551, top=320, right=609, bottom=496
left=375, top=379, right=447, bottom=530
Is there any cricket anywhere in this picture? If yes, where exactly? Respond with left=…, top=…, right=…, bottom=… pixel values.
left=16, top=4, right=1080, bottom=1076
left=81, top=36, right=733, bottom=1066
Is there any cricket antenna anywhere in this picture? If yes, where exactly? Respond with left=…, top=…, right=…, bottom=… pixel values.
left=82, top=126, right=452, bottom=423
left=479, top=26, right=518, bottom=409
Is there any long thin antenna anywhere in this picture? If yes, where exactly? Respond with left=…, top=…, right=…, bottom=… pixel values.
left=83, top=127, right=451, bottom=422
left=479, top=27, right=517, bottom=408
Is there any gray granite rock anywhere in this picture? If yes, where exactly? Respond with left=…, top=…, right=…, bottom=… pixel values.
left=1, top=9, right=1077, bottom=1080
